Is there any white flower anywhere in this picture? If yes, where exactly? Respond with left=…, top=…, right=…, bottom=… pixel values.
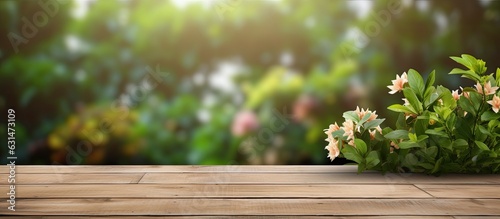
left=487, top=95, right=500, bottom=113
left=460, top=86, right=470, bottom=99
left=475, top=81, right=499, bottom=96
left=324, top=122, right=340, bottom=141
left=402, top=98, right=410, bottom=106
left=452, top=89, right=460, bottom=101
left=354, top=106, right=378, bottom=122
left=369, top=125, right=383, bottom=140
left=325, top=139, right=340, bottom=161
left=387, top=72, right=408, bottom=94
left=342, top=119, right=356, bottom=142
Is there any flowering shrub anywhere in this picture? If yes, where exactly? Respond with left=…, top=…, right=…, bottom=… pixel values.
left=325, top=54, right=500, bottom=174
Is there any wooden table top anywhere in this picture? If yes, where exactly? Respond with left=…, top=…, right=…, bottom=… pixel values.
left=1, top=165, right=500, bottom=218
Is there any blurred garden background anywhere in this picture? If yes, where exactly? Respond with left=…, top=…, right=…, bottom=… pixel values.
left=1, top=0, right=500, bottom=165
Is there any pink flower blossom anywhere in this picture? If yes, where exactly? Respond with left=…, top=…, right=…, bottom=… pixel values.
left=325, top=139, right=340, bottom=161
left=475, top=81, right=499, bottom=95
left=292, top=95, right=319, bottom=122
left=342, top=119, right=356, bottom=142
left=459, top=86, right=470, bottom=99
left=369, top=125, right=383, bottom=140
left=355, top=106, right=378, bottom=122
left=487, top=95, right=500, bottom=113
left=452, top=89, right=460, bottom=101
left=231, top=110, right=259, bottom=136
left=387, top=72, right=408, bottom=94
left=324, top=122, right=340, bottom=141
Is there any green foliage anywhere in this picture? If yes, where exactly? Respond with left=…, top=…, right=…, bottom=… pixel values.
left=326, top=55, right=500, bottom=174
left=2, top=1, right=500, bottom=165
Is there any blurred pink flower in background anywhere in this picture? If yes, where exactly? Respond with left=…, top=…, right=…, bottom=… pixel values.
left=292, top=94, right=319, bottom=122
left=231, top=110, right=260, bottom=136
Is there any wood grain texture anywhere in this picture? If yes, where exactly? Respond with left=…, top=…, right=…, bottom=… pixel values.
left=0, top=173, right=143, bottom=185
left=415, top=185, right=500, bottom=198
left=1, top=165, right=499, bottom=217
left=1, top=184, right=431, bottom=198
left=2, top=199, right=500, bottom=216
left=138, top=172, right=408, bottom=184
left=0, top=216, right=456, bottom=219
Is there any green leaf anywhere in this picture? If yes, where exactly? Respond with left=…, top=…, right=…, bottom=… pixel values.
left=425, top=129, right=448, bottom=138
left=398, top=141, right=421, bottom=149
left=450, top=56, right=472, bottom=69
left=343, top=111, right=359, bottom=123
left=366, top=151, right=380, bottom=169
left=415, top=111, right=429, bottom=136
left=458, top=96, right=476, bottom=116
left=451, top=138, right=469, bottom=150
left=417, top=135, right=429, bottom=142
left=404, top=153, right=419, bottom=166
left=431, top=157, right=444, bottom=174
left=396, top=113, right=407, bottom=130
left=478, top=125, right=491, bottom=136
left=363, top=119, right=385, bottom=130
left=425, top=70, right=436, bottom=91
left=424, top=87, right=439, bottom=108
left=436, top=86, right=457, bottom=109
left=408, top=69, right=425, bottom=99
left=388, top=104, right=417, bottom=114
left=342, top=145, right=363, bottom=163
left=449, top=68, right=481, bottom=81
left=354, top=139, right=367, bottom=155
left=331, top=130, right=345, bottom=139
left=408, top=133, right=418, bottom=142
left=357, top=162, right=366, bottom=174
left=403, top=88, right=423, bottom=113
left=425, top=146, right=438, bottom=159
left=470, top=92, right=482, bottom=111
left=490, top=151, right=497, bottom=158
left=496, top=68, right=500, bottom=86
left=481, top=111, right=500, bottom=122
left=462, top=54, right=477, bottom=68
left=417, top=163, right=434, bottom=169
left=384, top=130, right=410, bottom=140
left=475, top=141, right=490, bottom=151
left=358, top=113, right=372, bottom=125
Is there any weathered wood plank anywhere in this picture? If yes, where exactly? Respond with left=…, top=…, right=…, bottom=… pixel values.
left=0, top=216, right=456, bottom=219
left=1, top=184, right=431, bottom=198
left=415, top=185, right=500, bottom=198
left=0, top=165, right=361, bottom=174
left=399, top=174, right=500, bottom=184
left=138, top=173, right=407, bottom=184
left=454, top=217, right=500, bottom=219
left=1, top=199, right=499, bottom=215
left=0, top=174, right=144, bottom=185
